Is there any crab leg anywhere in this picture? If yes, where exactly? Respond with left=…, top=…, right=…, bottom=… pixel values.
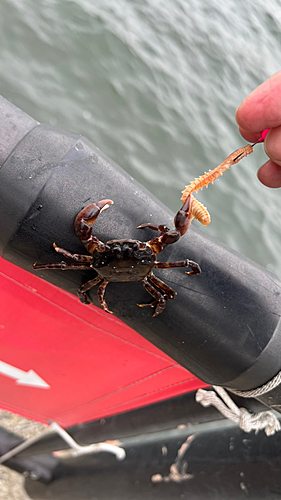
left=155, top=259, right=201, bottom=275
left=53, top=243, right=92, bottom=262
left=149, top=273, right=176, bottom=300
left=97, top=281, right=113, bottom=315
left=32, top=261, right=92, bottom=271
left=78, top=276, right=103, bottom=304
left=138, top=276, right=167, bottom=317
left=137, top=224, right=169, bottom=233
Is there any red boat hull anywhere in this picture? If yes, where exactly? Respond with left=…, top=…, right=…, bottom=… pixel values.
left=0, top=257, right=207, bottom=427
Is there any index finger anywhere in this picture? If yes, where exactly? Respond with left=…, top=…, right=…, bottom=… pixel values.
left=235, top=71, right=281, bottom=132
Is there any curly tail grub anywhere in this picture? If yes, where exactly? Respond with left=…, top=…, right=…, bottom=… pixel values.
left=181, top=144, right=254, bottom=205
left=190, top=196, right=211, bottom=226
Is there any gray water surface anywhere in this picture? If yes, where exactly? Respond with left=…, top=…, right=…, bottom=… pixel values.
left=0, top=0, right=280, bottom=276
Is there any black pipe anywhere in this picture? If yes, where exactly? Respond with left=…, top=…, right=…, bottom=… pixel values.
left=24, top=422, right=281, bottom=500
left=0, top=426, right=59, bottom=483
left=1, top=96, right=281, bottom=410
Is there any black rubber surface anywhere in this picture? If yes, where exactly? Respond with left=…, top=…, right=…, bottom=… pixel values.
left=1, top=96, right=281, bottom=395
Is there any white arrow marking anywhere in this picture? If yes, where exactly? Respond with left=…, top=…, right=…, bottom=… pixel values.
left=0, top=360, right=50, bottom=389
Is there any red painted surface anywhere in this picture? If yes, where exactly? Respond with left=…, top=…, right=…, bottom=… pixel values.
left=0, top=257, right=207, bottom=427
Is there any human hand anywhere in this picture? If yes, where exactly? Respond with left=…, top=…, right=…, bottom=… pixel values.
left=235, top=71, right=281, bottom=188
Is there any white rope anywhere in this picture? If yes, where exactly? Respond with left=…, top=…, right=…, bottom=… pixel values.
left=196, top=385, right=281, bottom=436
left=229, top=369, right=281, bottom=398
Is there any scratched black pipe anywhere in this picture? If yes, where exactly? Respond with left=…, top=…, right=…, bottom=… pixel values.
left=1, top=96, right=281, bottom=411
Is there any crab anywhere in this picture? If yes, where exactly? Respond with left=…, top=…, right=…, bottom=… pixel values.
left=33, top=196, right=201, bottom=316
left=33, top=142, right=257, bottom=316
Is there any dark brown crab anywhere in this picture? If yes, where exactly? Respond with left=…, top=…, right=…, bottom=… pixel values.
left=33, top=196, right=201, bottom=316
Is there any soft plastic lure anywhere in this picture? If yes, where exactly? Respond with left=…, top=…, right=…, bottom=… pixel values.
left=182, top=130, right=269, bottom=227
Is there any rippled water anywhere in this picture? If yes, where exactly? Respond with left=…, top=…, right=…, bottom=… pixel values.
left=0, top=0, right=281, bottom=276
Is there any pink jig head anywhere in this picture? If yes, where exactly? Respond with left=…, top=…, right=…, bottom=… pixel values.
left=252, top=129, right=270, bottom=147
left=259, top=129, right=270, bottom=142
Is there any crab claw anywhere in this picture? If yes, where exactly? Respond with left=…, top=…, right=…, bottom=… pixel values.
left=174, top=195, right=194, bottom=236
left=74, top=200, right=113, bottom=253
left=75, top=200, right=114, bottom=229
